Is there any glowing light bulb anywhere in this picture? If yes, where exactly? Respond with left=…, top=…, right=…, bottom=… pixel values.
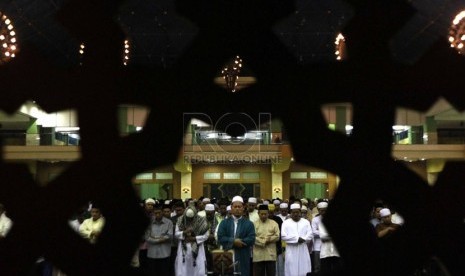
left=0, top=12, right=18, bottom=64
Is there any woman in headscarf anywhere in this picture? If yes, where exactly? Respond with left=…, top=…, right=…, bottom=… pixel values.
left=175, top=204, right=210, bottom=276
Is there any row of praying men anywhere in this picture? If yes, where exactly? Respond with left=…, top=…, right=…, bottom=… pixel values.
left=0, top=196, right=403, bottom=276
left=137, top=196, right=403, bottom=276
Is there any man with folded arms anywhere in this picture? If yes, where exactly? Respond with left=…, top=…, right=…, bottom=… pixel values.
left=281, top=203, right=313, bottom=276
left=253, top=204, right=279, bottom=276
left=217, top=195, right=256, bottom=276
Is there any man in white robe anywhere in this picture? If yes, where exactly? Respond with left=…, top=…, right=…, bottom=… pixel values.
left=319, top=219, right=341, bottom=273
left=281, top=203, right=313, bottom=276
left=311, top=201, right=328, bottom=274
left=246, top=197, right=259, bottom=223
left=175, top=205, right=209, bottom=276
left=0, top=204, right=12, bottom=239
left=277, top=203, right=289, bottom=222
left=79, top=206, right=105, bottom=244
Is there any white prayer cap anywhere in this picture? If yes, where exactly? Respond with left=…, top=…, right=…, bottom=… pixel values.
left=164, top=200, right=171, bottom=205
left=301, top=206, right=308, bottom=211
left=273, top=199, right=281, bottom=205
left=317, top=202, right=328, bottom=209
left=248, top=197, right=257, bottom=204
left=205, top=203, right=215, bottom=211
left=279, top=203, right=288, bottom=209
left=290, top=203, right=301, bottom=210
left=301, top=198, right=308, bottom=205
left=202, top=198, right=211, bottom=203
left=226, top=205, right=231, bottom=211
left=263, top=200, right=270, bottom=205
left=379, top=208, right=391, bottom=217
left=232, top=196, right=244, bottom=203
left=145, top=198, right=156, bottom=204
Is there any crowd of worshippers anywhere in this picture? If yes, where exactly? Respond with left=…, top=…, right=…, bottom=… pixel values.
left=133, top=196, right=404, bottom=276
left=0, top=198, right=404, bottom=276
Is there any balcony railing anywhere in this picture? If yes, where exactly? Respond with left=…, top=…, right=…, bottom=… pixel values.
left=0, top=131, right=80, bottom=146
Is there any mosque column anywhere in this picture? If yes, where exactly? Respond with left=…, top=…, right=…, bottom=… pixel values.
left=271, top=172, right=283, bottom=199
left=272, top=156, right=291, bottom=199
left=409, top=126, right=424, bottom=144
left=424, top=116, right=438, bottom=144
left=335, top=106, right=347, bottom=134
left=426, top=159, right=445, bottom=186
left=174, top=156, right=192, bottom=200
left=180, top=173, right=192, bottom=200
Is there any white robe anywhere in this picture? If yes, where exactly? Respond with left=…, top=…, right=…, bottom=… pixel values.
left=311, top=215, right=322, bottom=251
left=0, top=213, right=12, bottom=237
left=319, top=221, right=339, bottom=259
left=281, top=218, right=313, bottom=276
left=79, top=217, right=105, bottom=244
left=175, top=225, right=209, bottom=276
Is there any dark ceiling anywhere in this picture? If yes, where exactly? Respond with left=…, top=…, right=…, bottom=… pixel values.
left=1, top=0, right=464, bottom=68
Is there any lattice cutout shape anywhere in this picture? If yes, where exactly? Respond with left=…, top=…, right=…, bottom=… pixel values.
left=0, top=0, right=464, bottom=275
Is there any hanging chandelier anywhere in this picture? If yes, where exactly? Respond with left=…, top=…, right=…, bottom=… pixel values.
left=335, top=33, right=346, bottom=61
left=0, top=11, right=18, bottom=65
left=221, top=56, right=242, bottom=92
left=449, top=10, right=465, bottom=55
left=123, top=39, right=130, bottom=66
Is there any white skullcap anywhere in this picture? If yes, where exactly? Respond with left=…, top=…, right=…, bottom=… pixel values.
left=301, top=205, right=308, bottom=211
left=248, top=197, right=257, bottom=204
left=232, top=196, right=244, bottom=203
left=290, top=203, right=301, bottom=210
left=379, top=208, right=391, bottom=217
left=145, top=198, right=156, bottom=204
left=164, top=200, right=171, bottom=205
left=301, top=199, right=308, bottom=204
left=202, top=198, right=211, bottom=203
left=317, top=202, right=328, bottom=209
left=263, top=200, right=270, bottom=205
left=273, top=199, right=281, bottom=205
left=226, top=205, right=231, bottom=211
left=279, top=203, right=288, bottom=209
left=205, top=203, right=215, bottom=211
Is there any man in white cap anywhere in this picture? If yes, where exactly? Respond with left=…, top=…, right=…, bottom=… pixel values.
left=174, top=205, right=209, bottom=276
left=301, top=205, right=309, bottom=220
left=246, top=197, right=259, bottom=223
left=197, top=197, right=210, bottom=217
left=311, top=201, right=328, bottom=274
left=144, top=198, right=156, bottom=217
left=301, top=198, right=309, bottom=207
left=281, top=203, right=313, bottom=276
left=375, top=208, right=400, bottom=238
left=140, top=198, right=156, bottom=274
left=253, top=204, right=280, bottom=276
left=272, top=199, right=281, bottom=216
left=79, top=205, right=105, bottom=244
left=277, top=203, right=289, bottom=222
left=319, top=210, right=341, bottom=274
left=217, top=196, right=256, bottom=276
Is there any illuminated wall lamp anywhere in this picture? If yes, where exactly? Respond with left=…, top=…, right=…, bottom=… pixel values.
left=273, top=187, right=281, bottom=193
left=182, top=187, right=190, bottom=194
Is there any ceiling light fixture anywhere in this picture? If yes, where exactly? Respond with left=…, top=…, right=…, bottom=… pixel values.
left=335, top=33, right=346, bottom=61
left=0, top=12, right=18, bottom=64
left=221, top=56, right=242, bottom=92
left=449, top=11, right=465, bottom=54
left=123, top=39, right=130, bottom=66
